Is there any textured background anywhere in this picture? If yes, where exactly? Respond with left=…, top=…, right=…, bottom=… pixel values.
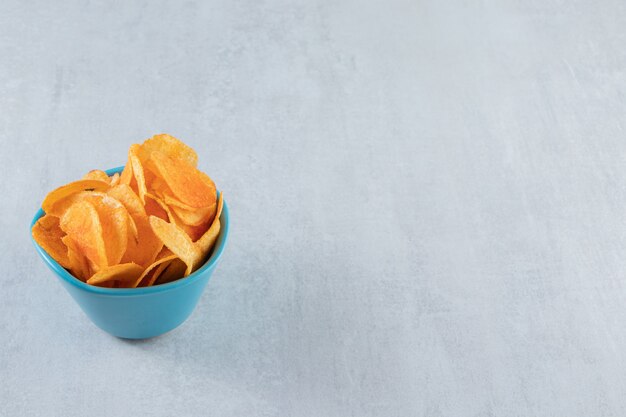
left=2, top=1, right=626, bottom=416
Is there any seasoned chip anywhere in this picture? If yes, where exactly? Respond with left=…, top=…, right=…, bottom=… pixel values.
left=169, top=209, right=210, bottom=242
left=87, top=262, right=144, bottom=286
left=126, top=249, right=175, bottom=288
left=34, top=134, right=223, bottom=287
left=107, top=184, right=145, bottom=217
left=32, top=214, right=71, bottom=268
left=154, top=258, right=187, bottom=285
left=107, top=184, right=162, bottom=267
left=146, top=151, right=216, bottom=208
left=145, top=193, right=173, bottom=222
left=42, top=179, right=110, bottom=216
left=149, top=216, right=201, bottom=276
left=60, top=200, right=108, bottom=269
left=62, top=235, right=91, bottom=281
left=139, top=134, right=198, bottom=167
left=85, top=193, right=129, bottom=266
left=83, top=170, right=110, bottom=183
left=109, top=172, right=120, bottom=187
left=170, top=203, right=215, bottom=227
left=128, top=144, right=148, bottom=203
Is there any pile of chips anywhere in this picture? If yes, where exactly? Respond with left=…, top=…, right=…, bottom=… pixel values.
left=32, top=134, right=223, bottom=288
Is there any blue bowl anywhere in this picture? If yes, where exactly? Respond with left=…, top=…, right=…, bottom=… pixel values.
left=30, top=166, right=229, bottom=339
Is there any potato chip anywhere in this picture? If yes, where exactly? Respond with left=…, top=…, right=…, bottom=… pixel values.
left=119, top=159, right=133, bottom=186
left=126, top=248, right=175, bottom=288
left=87, top=262, right=144, bottom=286
left=149, top=216, right=201, bottom=276
left=146, top=151, right=216, bottom=208
left=145, top=193, right=173, bottom=222
left=170, top=209, right=210, bottom=242
left=32, top=215, right=71, bottom=268
left=109, top=172, right=120, bottom=187
left=42, top=179, right=110, bottom=216
left=139, top=134, right=198, bottom=167
left=60, top=200, right=108, bottom=269
left=128, top=144, right=148, bottom=204
left=170, top=203, right=215, bottom=227
left=62, top=236, right=91, bottom=281
left=160, top=194, right=199, bottom=211
left=107, top=184, right=145, bottom=218
left=83, top=170, right=110, bottom=182
left=196, top=193, right=224, bottom=254
left=35, top=134, right=223, bottom=287
left=154, top=258, right=187, bottom=285
left=85, top=193, right=129, bottom=266
left=107, top=184, right=162, bottom=267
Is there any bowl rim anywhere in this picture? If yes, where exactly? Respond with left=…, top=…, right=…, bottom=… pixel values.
left=30, top=166, right=229, bottom=296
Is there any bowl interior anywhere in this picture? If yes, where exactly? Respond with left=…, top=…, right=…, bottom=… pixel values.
left=31, top=166, right=229, bottom=295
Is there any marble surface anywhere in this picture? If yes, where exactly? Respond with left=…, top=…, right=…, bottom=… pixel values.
left=2, top=1, right=626, bottom=415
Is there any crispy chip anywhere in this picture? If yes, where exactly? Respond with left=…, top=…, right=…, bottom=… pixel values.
left=146, top=151, right=216, bottom=208
left=149, top=216, right=201, bottom=276
left=107, top=184, right=145, bottom=217
left=35, top=134, right=223, bottom=287
left=107, top=184, right=162, bottom=267
left=170, top=203, right=215, bottom=227
left=154, top=258, right=187, bottom=285
left=60, top=200, right=108, bottom=269
left=109, top=172, right=120, bottom=187
left=196, top=219, right=220, bottom=260
left=119, top=160, right=133, bottom=186
left=85, top=193, right=129, bottom=266
left=139, top=134, right=198, bottom=167
left=129, top=144, right=148, bottom=204
left=83, top=170, right=110, bottom=182
left=32, top=215, right=71, bottom=268
left=62, top=235, right=91, bottom=281
left=160, top=193, right=199, bottom=211
left=145, top=193, right=173, bottom=222
left=42, top=179, right=110, bottom=216
left=126, top=249, right=176, bottom=288
left=87, top=263, right=144, bottom=286
left=196, top=193, right=224, bottom=255
left=170, top=209, right=210, bottom=242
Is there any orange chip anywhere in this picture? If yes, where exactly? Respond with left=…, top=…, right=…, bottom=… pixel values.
left=127, top=249, right=176, bottom=288
left=139, top=134, right=198, bottom=167
left=170, top=203, right=215, bottom=227
left=42, top=179, right=110, bottom=216
left=107, top=184, right=145, bottom=218
left=60, top=200, right=107, bottom=269
left=160, top=194, right=198, bottom=211
left=87, top=263, right=144, bottom=287
left=119, top=161, right=133, bottom=186
left=149, top=216, right=201, bottom=276
left=62, top=235, right=91, bottom=281
left=196, top=193, right=224, bottom=255
left=149, top=176, right=169, bottom=197
left=145, top=193, right=173, bottom=222
left=107, top=184, right=161, bottom=267
left=196, top=219, right=220, bottom=259
left=35, top=134, right=221, bottom=287
left=154, top=258, right=187, bottom=285
left=128, top=144, right=148, bottom=204
left=86, top=193, right=129, bottom=266
left=83, top=170, right=110, bottom=182
left=32, top=215, right=71, bottom=268
left=109, top=172, right=120, bottom=186
left=146, top=151, right=216, bottom=208
left=170, top=209, right=210, bottom=242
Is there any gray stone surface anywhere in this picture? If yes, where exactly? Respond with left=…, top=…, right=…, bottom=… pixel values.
left=2, top=0, right=626, bottom=415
